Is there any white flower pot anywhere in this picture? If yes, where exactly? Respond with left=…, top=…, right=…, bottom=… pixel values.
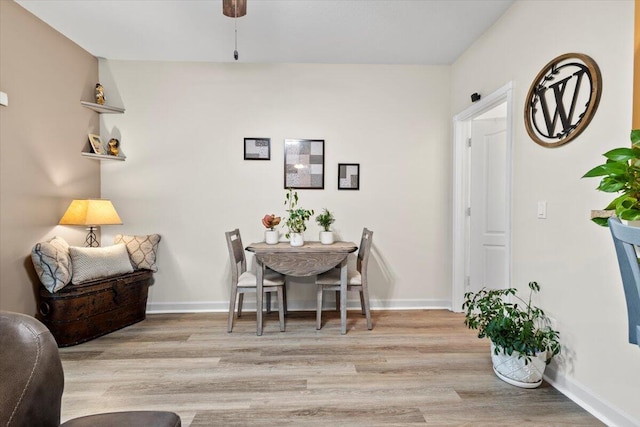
left=264, top=230, right=279, bottom=245
left=319, top=231, right=334, bottom=245
left=289, top=232, right=304, bottom=247
left=490, top=342, right=547, bottom=388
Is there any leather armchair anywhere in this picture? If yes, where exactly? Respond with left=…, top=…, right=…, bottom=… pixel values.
left=0, top=311, right=181, bottom=427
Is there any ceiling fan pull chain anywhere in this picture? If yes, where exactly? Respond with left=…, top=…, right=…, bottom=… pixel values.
left=233, top=1, right=239, bottom=60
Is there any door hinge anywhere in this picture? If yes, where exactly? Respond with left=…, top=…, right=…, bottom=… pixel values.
left=466, top=207, right=471, bottom=216
left=465, top=276, right=471, bottom=289
left=467, top=138, right=472, bottom=147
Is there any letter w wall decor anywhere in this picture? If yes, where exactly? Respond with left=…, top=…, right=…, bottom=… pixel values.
left=524, top=53, right=602, bottom=148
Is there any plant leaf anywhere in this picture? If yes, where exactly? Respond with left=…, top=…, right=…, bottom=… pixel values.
left=631, top=129, right=640, bottom=147
left=597, top=178, right=626, bottom=192
left=603, top=147, right=639, bottom=162
left=583, top=162, right=627, bottom=177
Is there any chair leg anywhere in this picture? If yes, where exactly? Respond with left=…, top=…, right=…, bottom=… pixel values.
left=361, top=285, right=372, bottom=330
left=237, top=293, right=244, bottom=318
left=316, top=285, right=324, bottom=330
left=359, top=290, right=366, bottom=315
left=277, top=288, right=285, bottom=332
left=266, top=293, right=272, bottom=314
left=283, top=279, right=288, bottom=316
left=227, top=284, right=238, bottom=333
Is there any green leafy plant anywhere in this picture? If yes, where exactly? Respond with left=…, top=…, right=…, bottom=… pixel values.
left=315, top=208, right=335, bottom=232
left=283, top=188, right=314, bottom=238
left=462, top=281, right=560, bottom=364
left=583, top=129, right=640, bottom=226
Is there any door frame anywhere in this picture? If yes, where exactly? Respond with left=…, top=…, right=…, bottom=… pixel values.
left=451, top=82, right=514, bottom=312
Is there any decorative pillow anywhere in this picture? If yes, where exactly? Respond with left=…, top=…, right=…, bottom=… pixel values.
left=114, top=234, right=161, bottom=272
left=31, top=236, right=72, bottom=293
left=69, top=244, right=134, bottom=284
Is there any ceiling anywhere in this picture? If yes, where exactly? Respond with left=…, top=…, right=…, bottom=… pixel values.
left=15, top=0, right=514, bottom=65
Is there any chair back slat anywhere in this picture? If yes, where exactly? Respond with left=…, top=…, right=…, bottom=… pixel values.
left=357, top=228, right=373, bottom=277
left=608, top=217, right=640, bottom=345
left=225, top=229, right=246, bottom=284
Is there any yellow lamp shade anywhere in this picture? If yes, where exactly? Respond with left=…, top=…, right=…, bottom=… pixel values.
left=59, top=199, right=122, bottom=226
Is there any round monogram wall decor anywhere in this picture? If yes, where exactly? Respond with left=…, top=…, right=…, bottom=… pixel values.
left=524, top=53, right=602, bottom=148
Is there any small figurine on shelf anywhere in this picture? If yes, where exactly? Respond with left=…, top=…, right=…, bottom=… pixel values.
left=95, top=83, right=105, bottom=105
left=108, top=138, right=120, bottom=156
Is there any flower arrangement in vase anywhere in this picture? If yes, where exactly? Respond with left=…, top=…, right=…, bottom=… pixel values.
left=315, top=208, right=335, bottom=244
left=262, top=214, right=281, bottom=245
left=283, top=188, right=314, bottom=247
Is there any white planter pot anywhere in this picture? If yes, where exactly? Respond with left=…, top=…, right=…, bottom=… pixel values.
left=490, top=342, right=547, bottom=388
left=289, top=232, right=304, bottom=247
left=319, top=231, right=334, bottom=245
left=264, top=230, right=279, bottom=245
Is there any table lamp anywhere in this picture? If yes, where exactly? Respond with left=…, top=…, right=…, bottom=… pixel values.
left=59, top=199, right=122, bottom=247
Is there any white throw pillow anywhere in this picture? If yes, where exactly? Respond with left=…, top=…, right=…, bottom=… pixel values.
left=31, top=236, right=72, bottom=293
left=114, top=234, right=161, bottom=272
left=69, top=244, right=134, bottom=284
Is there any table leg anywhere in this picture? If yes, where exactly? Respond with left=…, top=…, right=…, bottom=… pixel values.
left=256, top=259, right=264, bottom=336
left=340, top=258, right=348, bottom=335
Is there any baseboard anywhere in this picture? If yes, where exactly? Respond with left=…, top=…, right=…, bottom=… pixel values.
left=146, top=299, right=452, bottom=314
left=544, top=365, right=639, bottom=427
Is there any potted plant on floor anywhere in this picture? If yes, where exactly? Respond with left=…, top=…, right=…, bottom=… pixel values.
left=462, top=281, right=561, bottom=388
left=315, top=208, right=335, bottom=245
left=582, top=129, right=640, bottom=226
left=262, top=214, right=281, bottom=245
left=283, top=188, right=314, bottom=247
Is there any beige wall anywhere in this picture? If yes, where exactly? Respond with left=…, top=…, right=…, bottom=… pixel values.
left=452, top=1, right=638, bottom=425
left=98, top=61, right=452, bottom=312
left=0, top=0, right=100, bottom=315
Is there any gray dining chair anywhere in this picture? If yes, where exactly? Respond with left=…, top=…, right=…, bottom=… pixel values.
left=316, top=228, right=373, bottom=330
left=608, top=217, right=640, bottom=347
left=225, top=229, right=285, bottom=333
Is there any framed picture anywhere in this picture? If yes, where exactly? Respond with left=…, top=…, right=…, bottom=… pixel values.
left=244, top=138, right=271, bottom=160
left=338, top=163, right=360, bottom=190
left=88, top=134, right=104, bottom=155
left=284, top=139, right=324, bottom=189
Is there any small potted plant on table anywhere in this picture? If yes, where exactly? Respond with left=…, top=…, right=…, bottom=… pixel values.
left=462, top=281, right=561, bottom=388
left=262, top=214, right=281, bottom=245
left=315, top=208, right=335, bottom=244
left=283, top=188, right=314, bottom=247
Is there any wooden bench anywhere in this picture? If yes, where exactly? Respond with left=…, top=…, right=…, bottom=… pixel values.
left=36, top=270, right=153, bottom=347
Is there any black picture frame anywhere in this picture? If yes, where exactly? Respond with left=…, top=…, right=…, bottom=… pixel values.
left=284, top=139, right=324, bottom=189
left=338, top=163, right=360, bottom=190
left=244, top=138, right=271, bottom=160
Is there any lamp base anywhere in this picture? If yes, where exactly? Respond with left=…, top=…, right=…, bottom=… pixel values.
left=85, top=226, right=99, bottom=247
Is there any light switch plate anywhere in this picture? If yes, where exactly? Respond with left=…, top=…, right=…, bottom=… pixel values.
left=0, top=91, right=8, bottom=107
left=537, top=201, right=547, bottom=219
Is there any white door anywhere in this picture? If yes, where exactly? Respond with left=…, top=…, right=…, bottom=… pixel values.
left=452, top=82, right=512, bottom=311
left=469, top=111, right=508, bottom=293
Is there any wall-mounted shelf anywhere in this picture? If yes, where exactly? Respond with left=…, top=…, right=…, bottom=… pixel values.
left=81, top=101, right=125, bottom=114
left=81, top=151, right=126, bottom=161
left=81, top=98, right=126, bottom=161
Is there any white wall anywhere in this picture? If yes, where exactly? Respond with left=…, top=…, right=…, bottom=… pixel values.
left=99, top=62, right=452, bottom=311
left=452, top=1, right=638, bottom=425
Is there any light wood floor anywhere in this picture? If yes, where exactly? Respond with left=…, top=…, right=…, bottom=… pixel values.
left=58, top=310, right=603, bottom=426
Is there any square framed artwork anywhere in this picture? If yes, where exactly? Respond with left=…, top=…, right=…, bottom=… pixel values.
left=244, top=138, right=271, bottom=160
left=338, top=163, right=360, bottom=190
left=284, top=139, right=324, bottom=189
left=88, top=133, right=104, bottom=155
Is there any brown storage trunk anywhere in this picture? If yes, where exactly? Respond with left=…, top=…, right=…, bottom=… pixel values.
left=36, top=270, right=153, bottom=347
